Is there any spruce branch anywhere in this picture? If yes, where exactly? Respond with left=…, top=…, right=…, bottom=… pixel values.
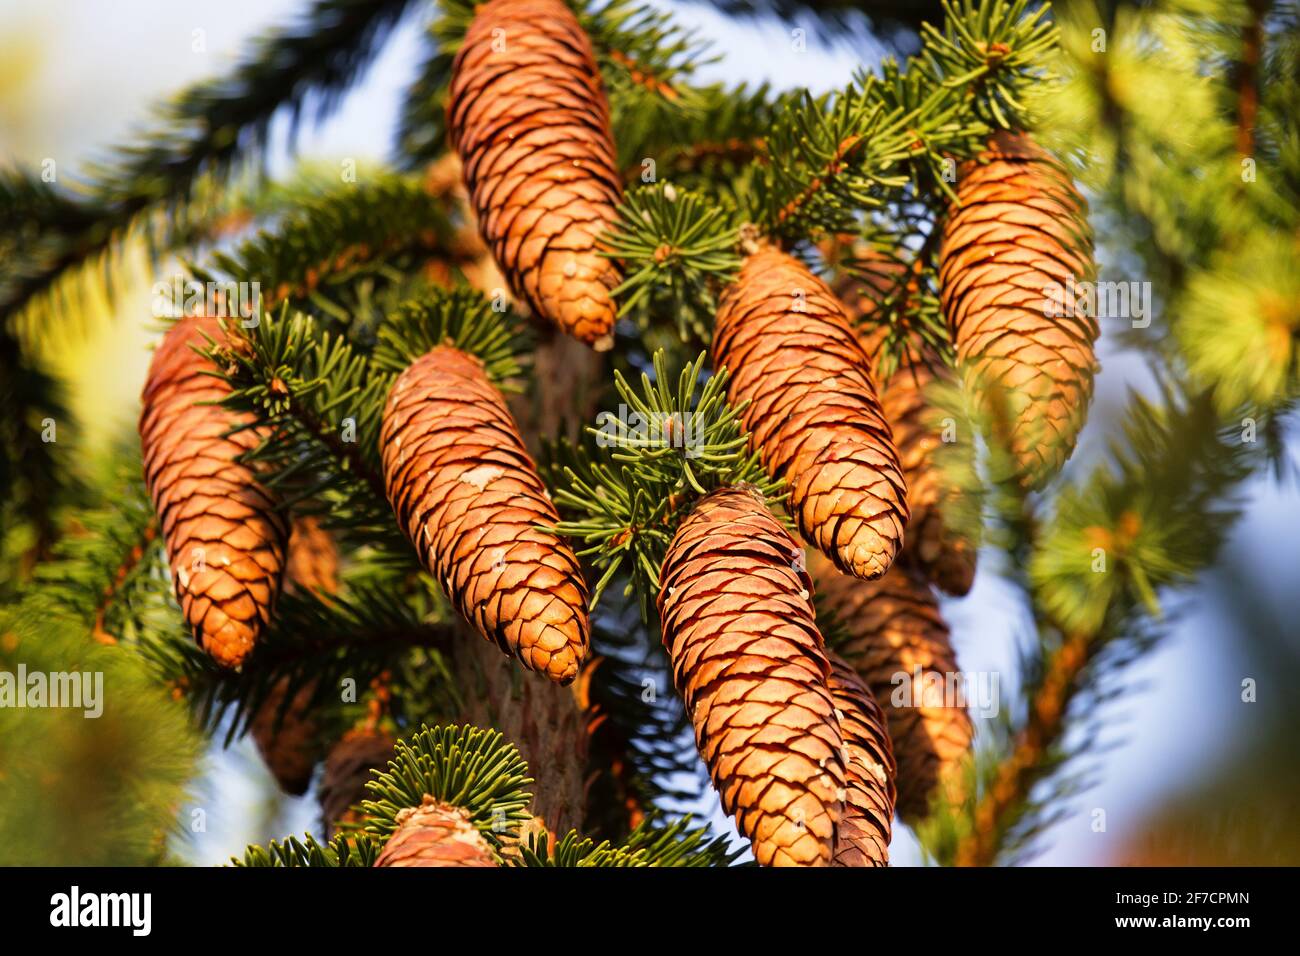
left=549, top=349, right=779, bottom=616
left=601, top=182, right=741, bottom=342
left=372, top=288, right=527, bottom=387
left=0, top=328, right=75, bottom=583
left=137, top=578, right=457, bottom=742
left=194, top=173, right=464, bottom=334
left=513, top=814, right=737, bottom=866
left=927, top=385, right=1261, bottom=865
left=234, top=832, right=380, bottom=867
left=919, top=0, right=1057, bottom=130
left=953, top=629, right=1093, bottom=867
left=18, top=459, right=173, bottom=644
left=360, top=724, right=534, bottom=849
left=752, top=0, right=1056, bottom=240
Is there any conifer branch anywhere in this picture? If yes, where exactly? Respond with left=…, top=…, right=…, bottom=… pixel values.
left=927, top=386, right=1261, bottom=865
left=0, top=0, right=419, bottom=323
left=361, top=724, right=535, bottom=848
left=549, top=349, right=779, bottom=616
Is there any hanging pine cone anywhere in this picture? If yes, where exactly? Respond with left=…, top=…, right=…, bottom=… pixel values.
left=448, top=0, right=622, bottom=350
left=658, top=485, right=845, bottom=866
left=839, top=260, right=977, bottom=597
left=713, top=248, right=909, bottom=580
left=375, top=798, right=499, bottom=867
left=249, top=678, right=320, bottom=796
left=810, top=552, right=972, bottom=820
left=320, top=728, right=396, bottom=838
left=827, top=652, right=895, bottom=867
left=938, top=129, right=1097, bottom=488
left=139, top=315, right=287, bottom=669
left=381, top=345, right=590, bottom=684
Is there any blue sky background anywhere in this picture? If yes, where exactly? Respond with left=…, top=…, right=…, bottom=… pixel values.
left=3, top=0, right=1296, bottom=866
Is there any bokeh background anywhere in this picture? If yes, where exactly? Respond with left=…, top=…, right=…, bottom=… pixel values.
left=2, top=0, right=1296, bottom=866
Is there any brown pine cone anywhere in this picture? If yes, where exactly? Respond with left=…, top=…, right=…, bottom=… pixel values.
left=249, top=678, right=320, bottom=796
left=380, top=345, right=590, bottom=684
left=840, top=261, right=977, bottom=597
left=320, top=728, right=396, bottom=838
left=810, top=552, right=972, bottom=820
left=658, top=485, right=845, bottom=867
left=827, top=652, right=895, bottom=867
left=375, top=798, right=499, bottom=867
left=139, top=315, right=288, bottom=668
left=448, top=0, right=622, bottom=350
left=938, top=130, right=1098, bottom=488
left=713, top=248, right=908, bottom=581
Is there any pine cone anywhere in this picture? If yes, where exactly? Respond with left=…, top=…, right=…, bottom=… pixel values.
left=380, top=345, right=590, bottom=684
left=938, top=130, right=1098, bottom=488
left=448, top=0, right=622, bottom=350
left=249, top=678, right=320, bottom=796
left=827, top=652, right=895, bottom=867
left=658, top=485, right=845, bottom=866
left=713, top=248, right=908, bottom=580
left=139, top=315, right=287, bottom=668
left=320, top=728, right=396, bottom=838
left=375, top=798, right=499, bottom=867
left=840, top=263, right=977, bottom=597
left=810, top=552, right=972, bottom=820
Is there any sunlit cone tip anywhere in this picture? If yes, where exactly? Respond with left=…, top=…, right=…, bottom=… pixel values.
left=380, top=344, right=590, bottom=684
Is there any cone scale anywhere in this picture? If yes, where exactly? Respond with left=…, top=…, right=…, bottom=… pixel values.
left=811, top=552, right=973, bottom=820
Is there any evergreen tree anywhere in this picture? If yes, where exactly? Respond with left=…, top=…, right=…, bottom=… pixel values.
left=1, top=0, right=1296, bottom=867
